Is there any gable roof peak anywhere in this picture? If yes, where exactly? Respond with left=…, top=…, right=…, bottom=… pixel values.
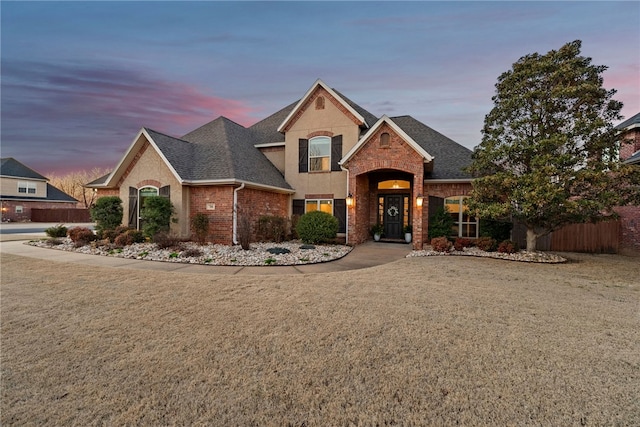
left=277, top=79, right=372, bottom=132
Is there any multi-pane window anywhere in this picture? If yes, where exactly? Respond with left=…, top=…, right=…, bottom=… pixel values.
left=18, top=182, right=36, bottom=194
left=309, top=136, right=330, bottom=172
left=305, top=199, right=333, bottom=215
left=445, top=196, right=478, bottom=238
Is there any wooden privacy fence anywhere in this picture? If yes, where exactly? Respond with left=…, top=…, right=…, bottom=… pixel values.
left=31, top=209, right=92, bottom=223
left=513, top=220, right=620, bottom=254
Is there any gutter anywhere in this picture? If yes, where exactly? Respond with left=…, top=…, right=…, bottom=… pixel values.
left=232, top=182, right=245, bottom=245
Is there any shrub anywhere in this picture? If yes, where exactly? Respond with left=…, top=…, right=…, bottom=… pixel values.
left=45, top=224, right=68, bottom=238
left=296, top=211, right=338, bottom=244
left=67, top=227, right=96, bottom=246
left=181, top=247, right=203, bottom=258
left=140, top=196, right=174, bottom=238
left=91, top=197, right=123, bottom=235
left=476, top=236, right=497, bottom=252
left=428, top=206, right=454, bottom=240
left=101, top=225, right=131, bottom=242
left=479, top=219, right=513, bottom=242
left=257, top=215, right=287, bottom=243
left=453, top=237, right=474, bottom=251
left=46, top=238, right=64, bottom=246
left=114, top=229, right=145, bottom=247
left=191, top=213, right=210, bottom=245
left=498, top=240, right=518, bottom=254
left=431, top=236, right=452, bottom=252
left=153, top=232, right=184, bottom=250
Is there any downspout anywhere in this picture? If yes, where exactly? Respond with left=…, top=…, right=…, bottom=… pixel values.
left=232, top=182, right=245, bottom=245
left=340, top=165, right=349, bottom=245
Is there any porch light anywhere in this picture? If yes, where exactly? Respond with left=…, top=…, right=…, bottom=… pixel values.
left=346, top=193, right=354, bottom=207
left=416, top=194, right=424, bottom=207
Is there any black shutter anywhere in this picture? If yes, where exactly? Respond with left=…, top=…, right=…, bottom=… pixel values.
left=292, top=199, right=305, bottom=216
left=159, top=185, right=170, bottom=198
left=128, top=187, right=138, bottom=227
left=428, top=196, right=444, bottom=219
left=334, top=198, right=346, bottom=233
left=331, top=135, right=342, bottom=171
left=298, top=139, right=308, bottom=173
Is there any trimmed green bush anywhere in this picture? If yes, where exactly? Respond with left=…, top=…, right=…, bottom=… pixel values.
left=480, top=219, right=512, bottom=242
left=45, top=224, right=68, bottom=238
left=296, top=211, right=338, bottom=244
left=91, top=197, right=123, bottom=235
left=141, top=196, right=174, bottom=238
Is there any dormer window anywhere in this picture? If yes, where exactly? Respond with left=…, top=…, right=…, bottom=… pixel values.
left=315, top=96, right=325, bottom=110
left=380, top=132, right=390, bottom=147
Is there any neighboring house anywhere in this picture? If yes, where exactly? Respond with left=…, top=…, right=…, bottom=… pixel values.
left=87, top=79, right=474, bottom=249
left=615, top=112, right=640, bottom=254
left=1, top=158, right=79, bottom=222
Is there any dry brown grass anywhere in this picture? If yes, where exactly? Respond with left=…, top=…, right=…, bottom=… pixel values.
left=2, top=252, right=639, bottom=426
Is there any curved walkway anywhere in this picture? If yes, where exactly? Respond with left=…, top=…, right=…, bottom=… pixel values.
left=0, top=235, right=412, bottom=275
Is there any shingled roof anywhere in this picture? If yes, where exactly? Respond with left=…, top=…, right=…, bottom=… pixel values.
left=616, top=112, right=640, bottom=131
left=170, top=117, right=291, bottom=189
left=390, top=116, right=473, bottom=180
left=1, top=157, right=48, bottom=180
left=1, top=157, right=78, bottom=202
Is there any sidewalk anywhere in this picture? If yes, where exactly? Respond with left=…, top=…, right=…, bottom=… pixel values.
left=0, top=237, right=412, bottom=275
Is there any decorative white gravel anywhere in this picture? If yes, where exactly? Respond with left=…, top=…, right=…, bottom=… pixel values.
left=29, top=239, right=353, bottom=266
left=408, top=246, right=567, bottom=263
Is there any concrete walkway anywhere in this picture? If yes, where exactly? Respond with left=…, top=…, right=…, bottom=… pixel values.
left=0, top=235, right=412, bottom=275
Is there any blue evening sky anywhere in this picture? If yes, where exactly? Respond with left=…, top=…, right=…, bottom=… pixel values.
left=2, top=1, right=638, bottom=175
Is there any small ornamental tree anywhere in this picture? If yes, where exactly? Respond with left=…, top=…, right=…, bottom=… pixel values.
left=467, top=40, right=640, bottom=252
left=91, top=196, right=123, bottom=235
left=140, top=196, right=174, bottom=238
left=428, top=206, right=454, bottom=240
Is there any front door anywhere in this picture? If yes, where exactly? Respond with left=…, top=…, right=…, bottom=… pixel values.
left=383, top=195, right=403, bottom=239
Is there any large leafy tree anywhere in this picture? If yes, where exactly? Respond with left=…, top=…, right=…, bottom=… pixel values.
left=467, top=40, right=640, bottom=252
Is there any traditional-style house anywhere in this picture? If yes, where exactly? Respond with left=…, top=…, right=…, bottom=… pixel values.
left=87, top=80, right=475, bottom=249
left=615, top=112, right=640, bottom=253
left=1, top=158, right=78, bottom=222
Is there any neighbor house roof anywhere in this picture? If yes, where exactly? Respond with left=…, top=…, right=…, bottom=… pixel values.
left=0, top=157, right=48, bottom=181
left=616, top=112, right=640, bottom=131
left=624, top=151, right=640, bottom=165
left=0, top=157, right=78, bottom=202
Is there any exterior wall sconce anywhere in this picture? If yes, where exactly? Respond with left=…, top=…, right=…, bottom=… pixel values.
left=416, top=194, right=424, bottom=207
left=346, top=193, right=354, bottom=207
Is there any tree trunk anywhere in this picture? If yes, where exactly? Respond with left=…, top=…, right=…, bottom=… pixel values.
left=526, top=228, right=537, bottom=252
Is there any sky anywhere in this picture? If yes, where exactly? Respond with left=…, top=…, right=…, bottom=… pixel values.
left=2, top=1, right=639, bottom=176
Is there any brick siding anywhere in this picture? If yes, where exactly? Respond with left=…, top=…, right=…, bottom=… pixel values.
left=1, top=200, right=78, bottom=222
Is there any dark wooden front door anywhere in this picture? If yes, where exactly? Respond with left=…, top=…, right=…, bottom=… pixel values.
left=383, top=195, right=403, bottom=239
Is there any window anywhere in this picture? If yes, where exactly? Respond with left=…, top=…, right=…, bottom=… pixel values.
left=305, top=199, right=333, bottom=215
left=18, top=181, right=36, bottom=194
left=309, top=136, right=331, bottom=172
left=445, top=196, right=478, bottom=238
